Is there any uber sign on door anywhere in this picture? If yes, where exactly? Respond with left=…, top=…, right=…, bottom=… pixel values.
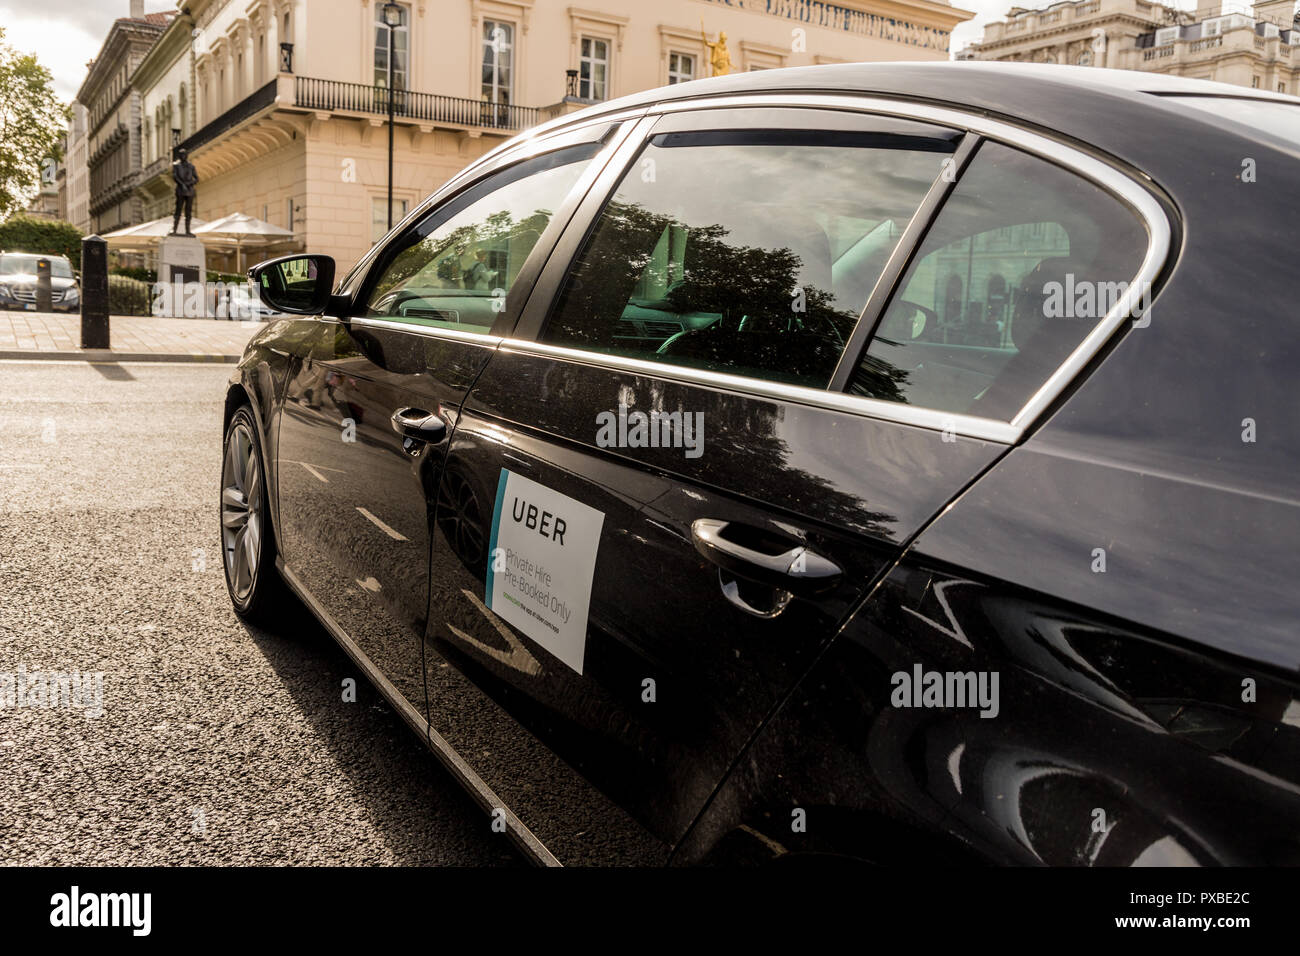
left=486, top=469, right=605, bottom=675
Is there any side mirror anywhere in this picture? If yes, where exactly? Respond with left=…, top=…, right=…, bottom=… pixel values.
left=248, top=254, right=337, bottom=315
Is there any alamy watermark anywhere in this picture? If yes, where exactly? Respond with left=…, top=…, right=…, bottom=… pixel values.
left=151, top=279, right=266, bottom=319
left=1042, top=274, right=1154, bottom=327
left=890, top=664, right=999, bottom=719
left=0, top=664, right=104, bottom=719
left=595, top=403, right=704, bottom=459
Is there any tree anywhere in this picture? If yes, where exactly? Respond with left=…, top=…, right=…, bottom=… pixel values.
left=0, top=28, right=67, bottom=220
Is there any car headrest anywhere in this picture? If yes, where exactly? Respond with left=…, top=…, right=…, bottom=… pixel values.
left=1012, top=256, right=1084, bottom=350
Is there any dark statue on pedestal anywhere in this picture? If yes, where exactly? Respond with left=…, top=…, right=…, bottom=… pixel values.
left=170, top=148, right=199, bottom=236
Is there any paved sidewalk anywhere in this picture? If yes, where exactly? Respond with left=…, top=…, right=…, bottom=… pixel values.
left=0, top=311, right=267, bottom=363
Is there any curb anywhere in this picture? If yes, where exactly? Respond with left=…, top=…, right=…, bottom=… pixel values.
left=0, top=349, right=241, bottom=364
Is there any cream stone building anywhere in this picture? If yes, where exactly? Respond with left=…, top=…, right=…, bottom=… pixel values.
left=120, top=0, right=971, bottom=274
left=64, top=103, right=93, bottom=233
left=77, top=6, right=176, bottom=235
left=963, top=0, right=1300, bottom=93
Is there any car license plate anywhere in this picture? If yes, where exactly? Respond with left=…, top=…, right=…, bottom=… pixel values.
left=24, top=303, right=36, bottom=310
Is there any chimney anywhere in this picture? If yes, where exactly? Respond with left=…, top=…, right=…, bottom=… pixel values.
left=130, top=0, right=144, bottom=18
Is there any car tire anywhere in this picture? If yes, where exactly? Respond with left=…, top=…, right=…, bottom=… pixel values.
left=221, top=404, right=288, bottom=625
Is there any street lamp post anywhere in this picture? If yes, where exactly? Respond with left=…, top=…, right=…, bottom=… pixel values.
left=383, top=2, right=402, bottom=231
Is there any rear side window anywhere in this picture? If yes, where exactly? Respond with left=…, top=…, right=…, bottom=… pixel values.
left=540, top=129, right=952, bottom=388
left=851, top=142, right=1150, bottom=421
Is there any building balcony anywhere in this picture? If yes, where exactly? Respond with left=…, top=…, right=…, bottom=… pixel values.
left=293, top=77, right=541, bottom=132
left=179, top=75, right=543, bottom=159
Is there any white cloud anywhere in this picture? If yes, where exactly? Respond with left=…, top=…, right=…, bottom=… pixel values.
left=0, top=1, right=174, bottom=104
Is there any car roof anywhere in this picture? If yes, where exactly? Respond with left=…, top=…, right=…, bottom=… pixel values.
left=537, top=60, right=1300, bottom=158
left=599, top=59, right=1300, bottom=108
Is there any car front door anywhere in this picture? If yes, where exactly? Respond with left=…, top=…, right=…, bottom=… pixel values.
left=419, top=104, right=1015, bottom=860
left=275, top=124, right=628, bottom=721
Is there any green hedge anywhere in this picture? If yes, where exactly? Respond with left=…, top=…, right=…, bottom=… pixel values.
left=107, top=274, right=152, bottom=316
left=0, top=214, right=83, bottom=269
left=111, top=266, right=157, bottom=285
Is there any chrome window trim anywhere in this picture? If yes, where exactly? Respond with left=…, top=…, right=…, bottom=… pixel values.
left=338, top=109, right=649, bottom=297
left=355, top=93, right=1172, bottom=445
left=350, top=315, right=503, bottom=347
left=503, top=339, right=1022, bottom=443
left=634, top=92, right=1173, bottom=438
left=401, top=107, right=650, bottom=226
left=351, top=314, right=1016, bottom=443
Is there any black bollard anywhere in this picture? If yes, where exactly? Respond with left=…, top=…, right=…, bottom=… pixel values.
left=35, top=258, right=52, bottom=312
left=80, top=236, right=110, bottom=350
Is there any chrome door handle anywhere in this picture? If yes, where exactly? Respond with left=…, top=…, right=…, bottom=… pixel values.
left=690, top=518, right=842, bottom=596
left=390, top=407, right=447, bottom=444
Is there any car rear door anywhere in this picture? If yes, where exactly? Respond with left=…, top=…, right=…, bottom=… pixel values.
left=418, top=103, right=1013, bottom=860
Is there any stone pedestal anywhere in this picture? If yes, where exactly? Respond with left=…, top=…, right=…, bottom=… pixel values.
left=157, top=235, right=205, bottom=317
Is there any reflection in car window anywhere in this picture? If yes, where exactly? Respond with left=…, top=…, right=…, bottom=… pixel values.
left=852, top=142, right=1149, bottom=421
left=364, top=144, right=600, bottom=332
left=541, top=129, right=952, bottom=388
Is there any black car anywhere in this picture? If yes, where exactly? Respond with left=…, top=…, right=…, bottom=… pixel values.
left=0, top=252, right=80, bottom=312
left=223, top=62, right=1300, bottom=866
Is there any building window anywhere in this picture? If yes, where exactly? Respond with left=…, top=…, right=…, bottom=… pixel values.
left=1280, top=81, right=1287, bottom=92
left=1252, top=75, right=1261, bottom=87
left=286, top=197, right=295, bottom=233
left=1076, top=50, right=1092, bottom=66
left=579, top=36, right=608, bottom=100
left=372, top=196, right=409, bottom=242
left=375, top=4, right=410, bottom=90
left=668, top=52, right=694, bottom=84
left=482, top=20, right=513, bottom=105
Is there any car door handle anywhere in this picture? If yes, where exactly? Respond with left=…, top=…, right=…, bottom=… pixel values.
left=390, top=407, right=447, bottom=444
left=690, top=519, right=842, bottom=596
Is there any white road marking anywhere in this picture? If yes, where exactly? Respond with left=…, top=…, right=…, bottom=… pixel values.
left=356, top=507, right=407, bottom=541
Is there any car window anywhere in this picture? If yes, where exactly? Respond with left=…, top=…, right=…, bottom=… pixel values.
left=851, top=142, right=1150, bottom=421
left=363, top=144, right=601, bottom=332
left=539, top=129, right=952, bottom=388
left=0, top=254, right=73, bottom=278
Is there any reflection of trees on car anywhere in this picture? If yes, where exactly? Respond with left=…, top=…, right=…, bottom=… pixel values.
left=555, top=200, right=855, bottom=343
left=550, top=200, right=872, bottom=386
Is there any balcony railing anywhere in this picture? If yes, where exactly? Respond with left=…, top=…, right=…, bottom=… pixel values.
left=180, top=79, right=278, bottom=156
left=294, top=77, right=540, bottom=131
left=178, top=75, right=542, bottom=160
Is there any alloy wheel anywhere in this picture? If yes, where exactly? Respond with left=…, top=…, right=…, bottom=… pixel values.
left=221, top=421, right=263, bottom=604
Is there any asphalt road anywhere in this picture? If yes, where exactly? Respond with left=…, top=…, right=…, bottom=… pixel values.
left=0, top=360, right=518, bottom=865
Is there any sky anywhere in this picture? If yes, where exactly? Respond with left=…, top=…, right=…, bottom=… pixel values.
left=3, top=0, right=1213, bottom=106
left=0, top=0, right=176, bottom=102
